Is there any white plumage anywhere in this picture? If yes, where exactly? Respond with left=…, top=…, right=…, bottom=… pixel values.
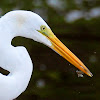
left=0, top=10, right=92, bottom=100
left=0, top=10, right=52, bottom=100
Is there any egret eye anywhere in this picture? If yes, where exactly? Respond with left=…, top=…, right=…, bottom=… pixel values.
left=41, top=25, right=46, bottom=31
left=42, top=27, right=45, bottom=30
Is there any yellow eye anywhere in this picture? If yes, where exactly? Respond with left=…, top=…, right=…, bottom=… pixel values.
left=40, top=25, right=46, bottom=31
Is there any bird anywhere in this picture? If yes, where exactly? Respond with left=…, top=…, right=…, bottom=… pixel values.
left=0, top=10, right=93, bottom=100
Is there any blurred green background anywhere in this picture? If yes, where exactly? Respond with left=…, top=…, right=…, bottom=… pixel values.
left=0, top=0, right=99, bottom=100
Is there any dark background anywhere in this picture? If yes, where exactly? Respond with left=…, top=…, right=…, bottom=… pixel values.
left=0, top=0, right=99, bottom=100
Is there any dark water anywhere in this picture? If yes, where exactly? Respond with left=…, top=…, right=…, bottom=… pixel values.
left=0, top=0, right=99, bottom=100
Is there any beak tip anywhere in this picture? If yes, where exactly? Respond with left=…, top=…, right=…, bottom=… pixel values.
left=88, top=72, right=93, bottom=77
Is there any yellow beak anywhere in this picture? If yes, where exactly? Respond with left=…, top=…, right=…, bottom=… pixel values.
left=47, top=30, right=93, bottom=77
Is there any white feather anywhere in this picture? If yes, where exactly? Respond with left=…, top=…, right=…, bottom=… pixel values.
left=0, top=10, right=52, bottom=100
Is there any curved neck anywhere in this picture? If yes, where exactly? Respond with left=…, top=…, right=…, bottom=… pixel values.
left=0, top=12, right=35, bottom=99
left=0, top=18, right=33, bottom=73
left=0, top=21, right=33, bottom=93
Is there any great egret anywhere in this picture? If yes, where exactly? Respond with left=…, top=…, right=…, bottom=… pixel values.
left=0, top=10, right=93, bottom=100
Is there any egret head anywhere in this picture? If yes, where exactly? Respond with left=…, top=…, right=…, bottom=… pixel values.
left=2, top=10, right=93, bottom=77
left=2, top=10, right=52, bottom=46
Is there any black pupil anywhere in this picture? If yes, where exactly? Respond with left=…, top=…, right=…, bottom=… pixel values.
left=43, top=27, right=45, bottom=30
